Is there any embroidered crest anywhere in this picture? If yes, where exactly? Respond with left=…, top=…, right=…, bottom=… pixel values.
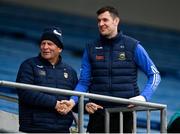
left=118, top=52, right=126, bottom=60
left=64, top=72, right=68, bottom=79
left=38, top=70, right=46, bottom=76
left=120, top=45, right=125, bottom=48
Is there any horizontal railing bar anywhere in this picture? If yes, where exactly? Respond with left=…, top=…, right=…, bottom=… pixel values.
left=106, top=106, right=161, bottom=113
left=0, top=80, right=167, bottom=109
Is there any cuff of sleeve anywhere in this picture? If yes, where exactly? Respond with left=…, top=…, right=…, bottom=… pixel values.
left=70, top=96, right=78, bottom=104
left=141, top=94, right=148, bottom=101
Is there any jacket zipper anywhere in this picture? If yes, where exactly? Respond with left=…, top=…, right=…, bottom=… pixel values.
left=52, top=65, right=58, bottom=88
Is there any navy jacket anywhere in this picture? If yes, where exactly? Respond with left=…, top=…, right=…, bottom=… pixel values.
left=87, top=33, right=139, bottom=107
left=72, top=32, right=161, bottom=105
left=16, top=55, right=77, bottom=133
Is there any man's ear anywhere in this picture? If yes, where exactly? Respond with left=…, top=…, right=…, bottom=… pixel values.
left=114, top=17, right=120, bottom=26
left=59, top=48, right=62, bottom=53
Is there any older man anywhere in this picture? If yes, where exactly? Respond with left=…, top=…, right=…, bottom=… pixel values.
left=16, top=27, right=78, bottom=133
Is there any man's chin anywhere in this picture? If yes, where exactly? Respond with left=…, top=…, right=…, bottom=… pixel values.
left=100, top=32, right=107, bottom=36
left=42, top=55, right=51, bottom=60
left=100, top=33, right=110, bottom=38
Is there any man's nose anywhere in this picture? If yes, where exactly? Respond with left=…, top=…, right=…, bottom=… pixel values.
left=42, top=43, right=49, bottom=49
left=99, top=21, right=104, bottom=26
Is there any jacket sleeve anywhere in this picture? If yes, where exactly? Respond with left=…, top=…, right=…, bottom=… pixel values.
left=71, top=47, right=91, bottom=103
left=134, top=44, right=161, bottom=101
left=16, top=60, right=57, bottom=109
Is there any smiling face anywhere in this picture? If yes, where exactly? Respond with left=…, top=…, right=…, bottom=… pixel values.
left=97, top=11, right=119, bottom=39
left=40, top=40, right=62, bottom=65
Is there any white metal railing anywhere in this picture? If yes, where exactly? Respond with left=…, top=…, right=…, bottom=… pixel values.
left=0, top=80, right=167, bottom=133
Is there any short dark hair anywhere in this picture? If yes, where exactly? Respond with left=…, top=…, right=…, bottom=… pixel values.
left=96, top=6, right=119, bottom=18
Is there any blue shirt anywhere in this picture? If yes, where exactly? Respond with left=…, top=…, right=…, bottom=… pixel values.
left=71, top=43, right=161, bottom=103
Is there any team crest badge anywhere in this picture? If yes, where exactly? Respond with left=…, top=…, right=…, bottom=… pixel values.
left=64, top=72, right=68, bottom=79
left=38, top=70, right=46, bottom=76
left=118, top=52, right=126, bottom=60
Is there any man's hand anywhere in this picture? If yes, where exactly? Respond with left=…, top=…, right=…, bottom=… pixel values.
left=128, top=95, right=146, bottom=108
left=85, top=102, right=103, bottom=114
left=55, top=100, right=68, bottom=114
left=57, top=99, right=75, bottom=115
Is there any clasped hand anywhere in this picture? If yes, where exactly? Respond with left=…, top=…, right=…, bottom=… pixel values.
left=55, top=100, right=75, bottom=115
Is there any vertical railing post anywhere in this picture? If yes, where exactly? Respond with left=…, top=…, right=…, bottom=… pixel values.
left=160, top=108, right=167, bottom=133
left=147, top=110, right=151, bottom=133
left=133, top=111, right=137, bottom=133
left=105, top=109, right=110, bottom=133
left=78, top=95, right=84, bottom=133
left=119, top=112, right=123, bottom=133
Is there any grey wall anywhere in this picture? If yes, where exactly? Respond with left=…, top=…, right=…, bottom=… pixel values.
left=3, top=0, right=180, bottom=31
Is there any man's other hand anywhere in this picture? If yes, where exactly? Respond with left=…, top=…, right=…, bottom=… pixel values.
left=85, top=102, right=103, bottom=114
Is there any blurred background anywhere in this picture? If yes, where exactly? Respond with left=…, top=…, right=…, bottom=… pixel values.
left=0, top=0, right=180, bottom=132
